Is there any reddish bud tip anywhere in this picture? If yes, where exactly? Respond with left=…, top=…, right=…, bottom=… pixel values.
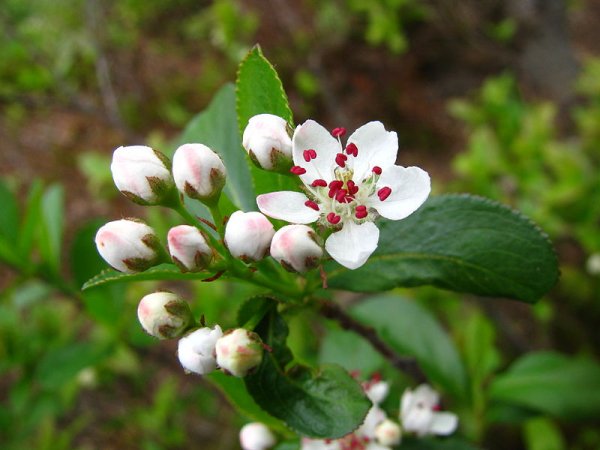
left=332, top=127, right=346, bottom=138
left=377, top=186, right=392, bottom=201
left=372, top=166, right=382, bottom=175
left=345, top=143, right=358, bottom=157
left=311, top=179, right=328, bottom=187
left=326, top=212, right=341, bottom=225
left=304, top=200, right=320, bottom=211
left=290, top=166, right=306, bottom=175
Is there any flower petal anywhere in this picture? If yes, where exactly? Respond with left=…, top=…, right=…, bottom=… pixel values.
left=292, top=120, right=340, bottom=183
left=257, top=191, right=320, bottom=224
left=370, top=166, right=430, bottom=220
left=347, top=122, right=398, bottom=182
left=429, top=412, right=458, bottom=436
left=325, top=221, right=379, bottom=269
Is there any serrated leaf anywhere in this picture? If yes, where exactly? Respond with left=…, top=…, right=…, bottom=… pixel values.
left=82, top=263, right=205, bottom=290
left=489, top=351, right=600, bottom=419
left=327, top=194, right=559, bottom=303
left=245, top=306, right=370, bottom=438
left=236, top=45, right=299, bottom=195
left=351, top=295, right=468, bottom=400
left=176, top=83, right=255, bottom=211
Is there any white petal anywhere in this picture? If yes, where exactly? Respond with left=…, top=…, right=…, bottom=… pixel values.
left=301, top=439, right=341, bottom=450
left=292, top=120, right=340, bottom=184
left=347, top=122, right=398, bottom=182
left=257, top=192, right=320, bottom=224
left=325, top=221, right=379, bottom=269
left=412, top=384, right=440, bottom=409
left=370, top=166, right=430, bottom=221
left=357, top=405, right=387, bottom=439
left=429, top=412, right=458, bottom=436
left=366, top=381, right=390, bottom=405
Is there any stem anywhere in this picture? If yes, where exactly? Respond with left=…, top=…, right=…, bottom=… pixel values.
left=208, top=204, right=224, bottom=237
left=318, top=299, right=428, bottom=383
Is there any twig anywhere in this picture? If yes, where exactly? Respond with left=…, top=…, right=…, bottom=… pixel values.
left=318, top=299, right=428, bottom=383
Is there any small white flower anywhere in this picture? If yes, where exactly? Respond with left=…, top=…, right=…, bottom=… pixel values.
left=270, top=224, right=323, bottom=272
left=243, top=114, right=293, bottom=171
left=357, top=405, right=387, bottom=440
left=224, top=211, right=275, bottom=262
left=239, top=423, right=276, bottom=450
left=400, top=384, right=458, bottom=437
left=137, top=291, right=193, bottom=339
left=363, top=379, right=390, bottom=405
left=375, top=419, right=401, bottom=447
left=257, top=120, right=430, bottom=269
left=177, top=325, right=223, bottom=375
left=172, top=143, right=226, bottom=202
left=167, top=225, right=212, bottom=272
left=301, top=439, right=341, bottom=450
left=95, top=219, right=161, bottom=273
left=215, top=328, right=263, bottom=377
left=111, top=145, right=174, bottom=205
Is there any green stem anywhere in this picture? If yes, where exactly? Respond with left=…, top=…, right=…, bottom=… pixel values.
left=208, top=204, right=224, bottom=237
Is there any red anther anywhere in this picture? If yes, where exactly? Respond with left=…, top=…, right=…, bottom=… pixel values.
left=329, top=180, right=343, bottom=189
left=347, top=180, right=359, bottom=195
left=308, top=149, right=317, bottom=159
left=290, top=165, right=306, bottom=175
left=345, top=142, right=358, bottom=157
left=355, top=209, right=368, bottom=219
left=377, top=186, right=392, bottom=201
left=303, top=149, right=318, bottom=162
left=371, top=372, right=382, bottom=382
left=335, top=189, right=348, bottom=203
left=372, top=166, right=382, bottom=175
left=304, top=200, right=320, bottom=211
left=433, top=404, right=442, bottom=411
left=355, top=205, right=367, bottom=212
left=332, top=127, right=346, bottom=138
left=326, top=212, right=341, bottom=225
left=311, top=179, right=328, bottom=187
left=335, top=153, right=347, bottom=168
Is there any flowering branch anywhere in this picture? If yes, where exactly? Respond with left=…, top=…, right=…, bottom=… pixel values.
left=318, top=299, right=428, bottom=383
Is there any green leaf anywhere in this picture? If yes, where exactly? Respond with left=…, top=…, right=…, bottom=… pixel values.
left=489, top=351, right=600, bottom=419
left=327, top=194, right=559, bottom=303
left=0, top=179, right=20, bottom=266
left=352, top=295, right=468, bottom=400
left=245, top=306, right=370, bottom=438
left=82, top=263, right=205, bottom=290
left=523, top=417, right=566, bottom=450
left=177, top=83, right=256, bottom=211
left=319, top=327, right=385, bottom=375
left=18, top=180, right=43, bottom=261
left=398, top=437, right=481, bottom=450
left=237, top=296, right=274, bottom=329
left=38, top=184, right=64, bottom=274
left=236, top=45, right=299, bottom=195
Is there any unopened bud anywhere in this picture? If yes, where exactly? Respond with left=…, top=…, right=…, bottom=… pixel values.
left=172, top=143, right=226, bottom=203
left=215, top=328, right=263, bottom=377
left=137, top=291, right=193, bottom=339
left=224, top=211, right=275, bottom=262
left=178, top=325, right=223, bottom=375
left=167, top=225, right=212, bottom=272
left=375, top=419, right=402, bottom=447
left=270, top=225, right=322, bottom=272
left=240, top=423, right=276, bottom=450
left=95, top=219, right=162, bottom=273
left=242, top=114, right=292, bottom=172
left=111, top=145, right=174, bottom=205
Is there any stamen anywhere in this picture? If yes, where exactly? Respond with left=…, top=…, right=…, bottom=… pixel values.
left=311, top=179, right=327, bottom=187
left=355, top=205, right=368, bottom=219
left=345, top=143, right=358, bottom=157
left=290, top=166, right=306, bottom=175
left=335, top=189, right=348, bottom=203
left=335, top=153, right=347, bottom=168
left=304, top=200, right=320, bottom=211
left=347, top=180, right=359, bottom=195
left=372, top=166, right=382, bottom=175
left=377, top=186, right=392, bottom=201
left=303, top=149, right=317, bottom=162
left=331, top=127, right=346, bottom=138
left=326, top=212, right=341, bottom=225
left=329, top=180, right=343, bottom=189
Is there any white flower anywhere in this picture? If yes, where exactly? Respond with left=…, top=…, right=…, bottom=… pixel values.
left=215, top=328, right=263, bottom=377
left=375, top=419, right=401, bottom=447
left=270, top=224, right=323, bottom=272
left=400, top=384, right=458, bottom=437
left=167, top=225, right=212, bottom=272
left=137, top=291, right=193, bottom=339
left=95, top=219, right=161, bottom=273
left=224, top=211, right=275, bottom=262
left=257, top=120, right=430, bottom=269
left=172, top=143, right=226, bottom=202
left=243, top=114, right=293, bottom=171
left=177, top=325, right=223, bottom=375
left=239, top=423, right=276, bottom=450
left=111, top=145, right=174, bottom=205
left=363, top=379, right=390, bottom=405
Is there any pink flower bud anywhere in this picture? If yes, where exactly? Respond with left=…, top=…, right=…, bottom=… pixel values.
left=375, top=419, right=402, bottom=447
left=111, top=145, right=174, bottom=205
left=270, top=225, right=323, bottom=272
left=243, top=114, right=292, bottom=171
left=177, top=325, right=223, bottom=375
left=167, top=225, right=212, bottom=272
left=95, top=219, right=162, bottom=273
left=224, top=211, right=275, bottom=262
left=137, top=291, right=193, bottom=339
left=172, top=143, right=226, bottom=202
left=239, top=423, right=276, bottom=450
left=215, top=328, right=263, bottom=377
